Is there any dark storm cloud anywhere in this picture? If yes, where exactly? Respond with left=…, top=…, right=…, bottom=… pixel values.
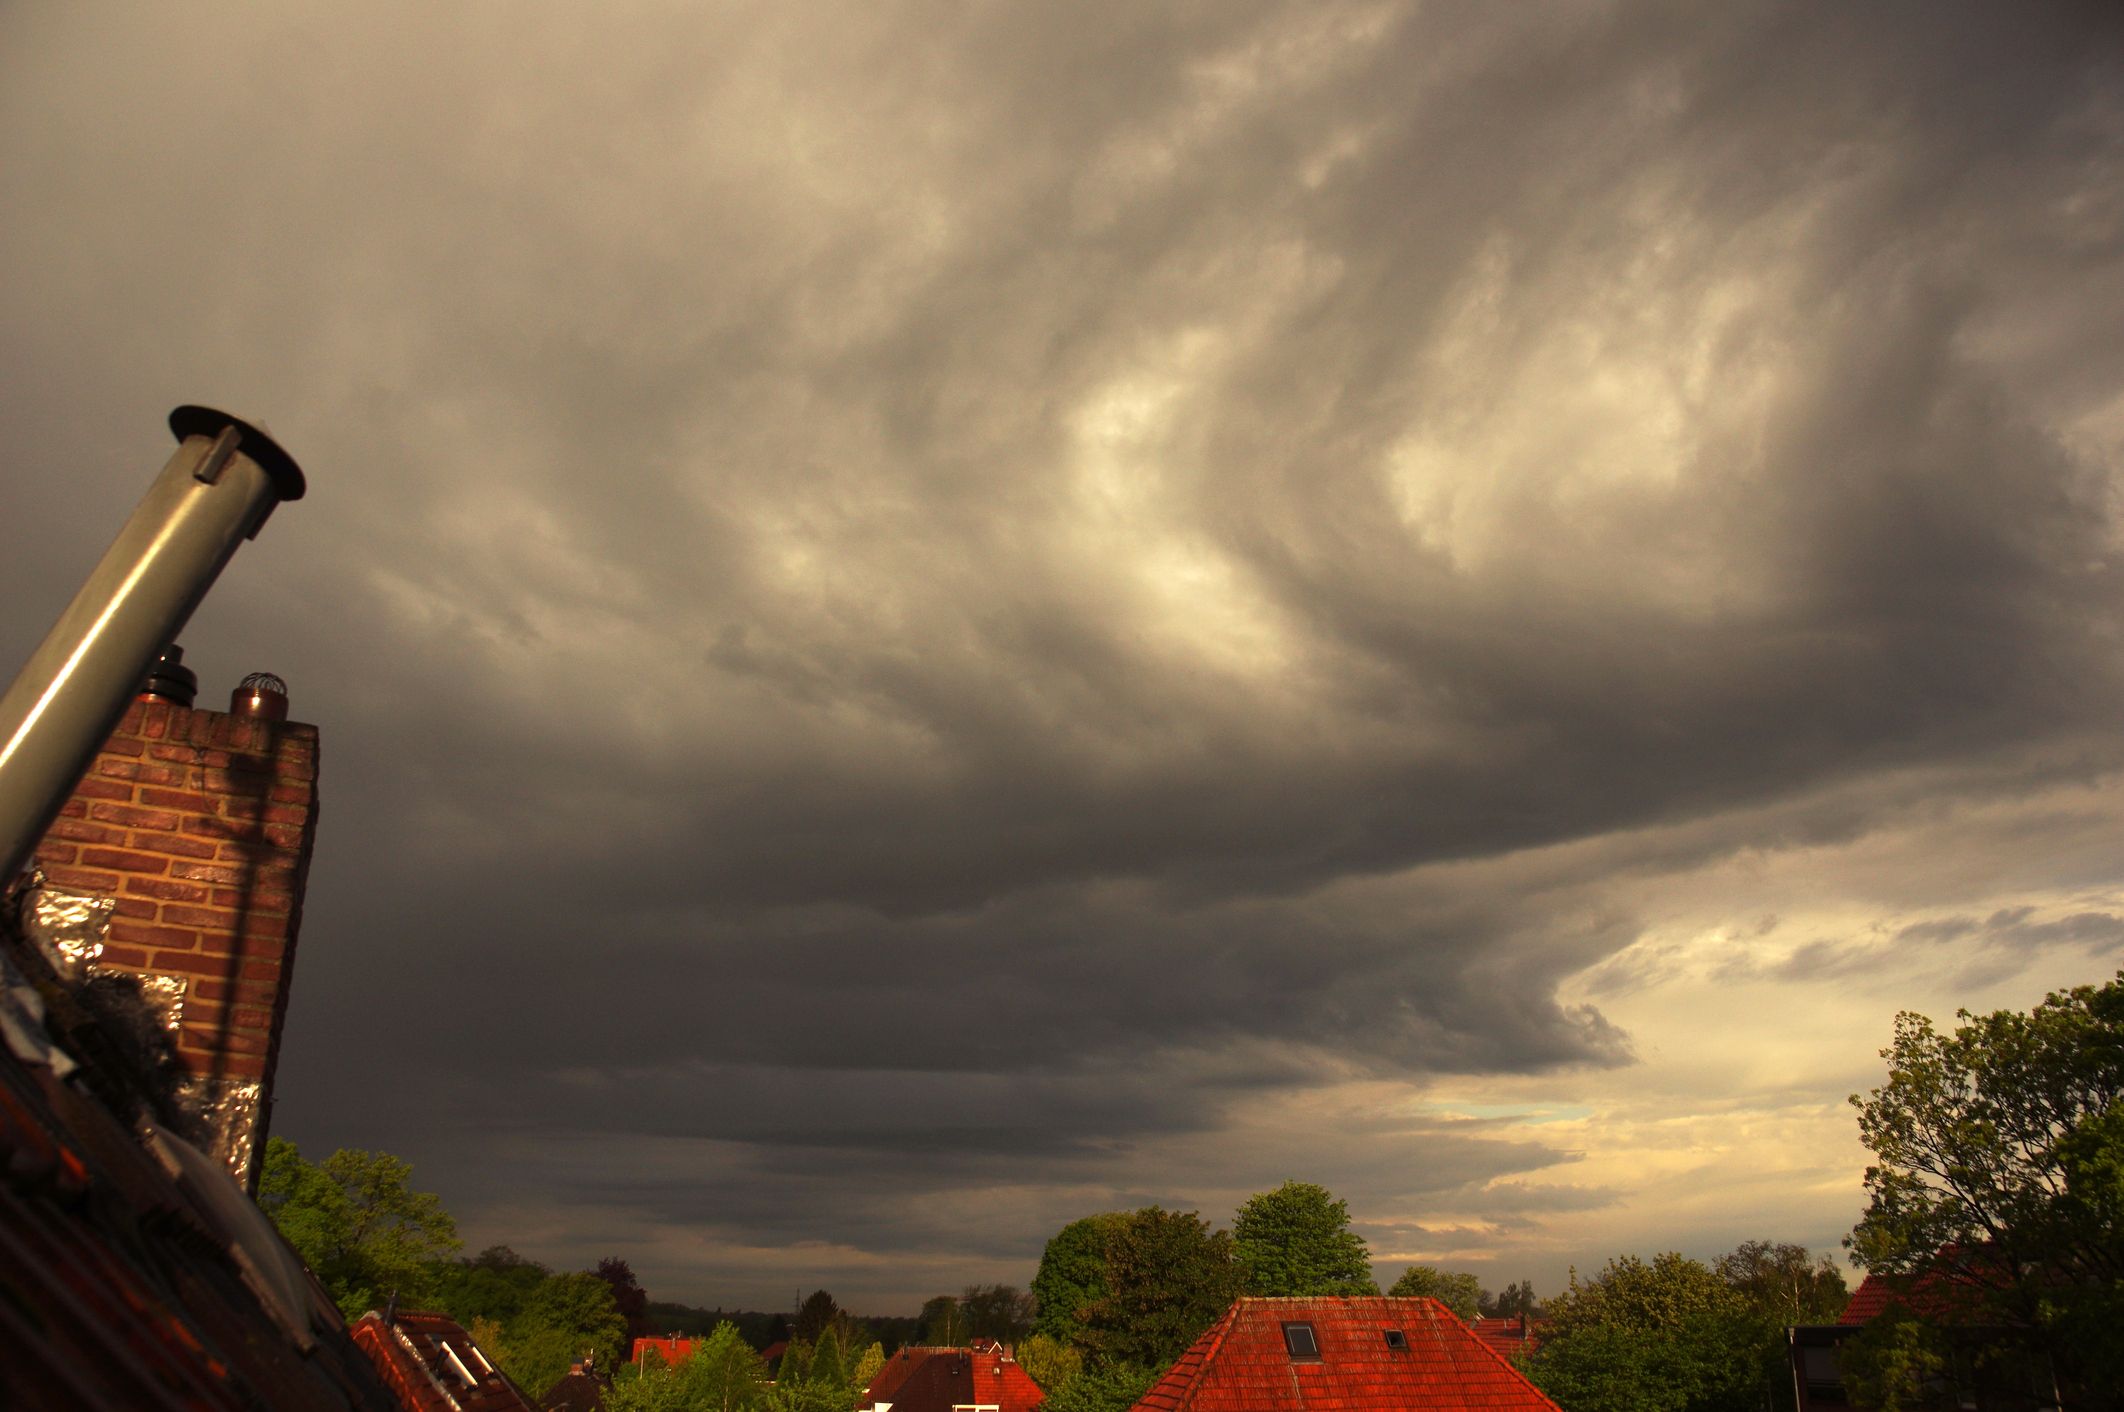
left=4, top=0, right=2123, bottom=1303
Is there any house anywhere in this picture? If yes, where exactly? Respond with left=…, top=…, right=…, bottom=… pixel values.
left=352, top=1308, right=536, bottom=1411
left=1467, top=1313, right=1542, bottom=1362
left=862, top=1339, right=1048, bottom=1412
left=633, top=1332, right=701, bottom=1368
left=1132, top=1296, right=1563, bottom=1412
left=1788, top=1265, right=2060, bottom=1412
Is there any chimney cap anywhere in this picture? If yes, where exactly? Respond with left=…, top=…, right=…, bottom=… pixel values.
left=168, top=406, right=306, bottom=502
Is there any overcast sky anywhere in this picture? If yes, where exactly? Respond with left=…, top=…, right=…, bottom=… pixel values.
left=5, top=1, right=2124, bottom=1314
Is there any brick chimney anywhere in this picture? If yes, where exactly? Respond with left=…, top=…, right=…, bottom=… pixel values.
left=25, top=693, right=319, bottom=1185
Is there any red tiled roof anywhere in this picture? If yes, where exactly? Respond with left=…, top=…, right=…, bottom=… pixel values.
left=634, top=1333, right=701, bottom=1366
left=1, top=920, right=399, bottom=1409
left=1468, top=1314, right=1542, bottom=1360
left=1839, top=1267, right=2003, bottom=1327
left=1133, top=1297, right=1563, bottom=1412
left=864, top=1345, right=1047, bottom=1412
left=353, top=1309, right=537, bottom=1411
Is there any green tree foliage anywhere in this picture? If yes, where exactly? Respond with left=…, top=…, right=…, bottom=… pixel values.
left=432, top=1245, right=551, bottom=1329
left=766, top=1326, right=872, bottom=1412
left=599, top=1255, right=656, bottom=1341
left=1232, top=1181, right=1376, bottom=1297
left=1036, top=1360, right=1161, bottom=1412
left=1523, top=1253, right=1767, bottom=1412
left=1017, top=1333, right=1083, bottom=1393
left=792, top=1290, right=842, bottom=1344
left=1712, top=1241, right=1847, bottom=1325
left=959, top=1283, right=1037, bottom=1342
left=498, top=1269, right=629, bottom=1394
left=918, top=1294, right=965, bottom=1345
left=1848, top=974, right=2124, bottom=1399
left=1031, top=1213, right=1126, bottom=1343
left=256, top=1137, right=461, bottom=1320
left=1388, top=1265, right=1482, bottom=1321
left=606, top=1322, right=768, bottom=1412
left=1078, top=1207, right=1246, bottom=1369
left=1482, top=1280, right=1542, bottom=1320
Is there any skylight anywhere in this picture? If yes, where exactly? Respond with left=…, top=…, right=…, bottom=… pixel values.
left=1383, top=1329, right=1408, bottom=1350
left=1281, top=1322, right=1320, bottom=1360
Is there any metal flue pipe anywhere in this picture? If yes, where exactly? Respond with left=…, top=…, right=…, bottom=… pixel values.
left=0, top=407, right=306, bottom=882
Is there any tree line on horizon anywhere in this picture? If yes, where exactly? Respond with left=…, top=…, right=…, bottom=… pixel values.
left=260, top=972, right=2124, bottom=1411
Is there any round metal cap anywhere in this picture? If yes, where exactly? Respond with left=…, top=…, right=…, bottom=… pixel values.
left=168, top=405, right=307, bottom=502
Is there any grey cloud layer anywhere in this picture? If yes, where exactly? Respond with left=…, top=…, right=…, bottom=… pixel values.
left=3, top=0, right=2122, bottom=1305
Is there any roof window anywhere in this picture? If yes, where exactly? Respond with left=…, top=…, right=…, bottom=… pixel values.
left=1281, top=1322, right=1320, bottom=1360
left=1383, top=1329, right=1408, bottom=1350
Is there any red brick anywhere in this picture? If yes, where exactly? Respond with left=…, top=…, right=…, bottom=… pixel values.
left=74, top=778, right=133, bottom=802
left=181, top=815, right=240, bottom=841
left=240, top=960, right=281, bottom=982
left=41, top=866, right=119, bottom=891
left=263, top=823, right=308, bottom=850
left=45, top=819, right=122, bottom=846
left=216, top=888, right=291, bottom=915
left=261, top=804, right=309, bottom=826
left=88, top=802, right=182, bottom=831
left=133, top=762, right=191, bottom=787
left=195, top=978, right=279, bottom=1005
left=59, top=800, right=86, bottom=819
left=169, top=860, right=249, bottom=886
left=225, top=752, right=275, bottom=776
left=230, top=1006, right=274, bottom=1032
left=269, top=783, right=314, bottom=806
left=121, top=876, right=212, bottom=904
left=147, top=743, right=200, bottom=764
left=111, top=897, right=157, bottom=920
left=140, top=708, right=168, bottom=740
left=34, top=842, right=78, bottom=866
left=81, top=847, right=171, bottom=874
left=158, top=903, right=239, bottom=930
left=139, top=831, right=219, bottom=860
left=95, top=757, right=142, bottom=780
left=109, top=920, right=198, bottom=951
left=138, top=787, right=213, bottom=813
left=151, top=950, right=228, bottom=976
left=98, top=945, right=149, bottom=968
left=101, top=734, right=145, bottom=758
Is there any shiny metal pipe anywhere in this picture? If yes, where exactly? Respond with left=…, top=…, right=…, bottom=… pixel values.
left=0, top=407, right=306, bottom=881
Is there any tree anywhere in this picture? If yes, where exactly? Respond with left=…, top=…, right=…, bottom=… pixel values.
left=599, top=1256, right=657, bottom=1342
left=1848, top=975, right=2124, bottom=1401
left=1232, top=1181, right=1375, bottom=1297
left=1031, top=1213, right=1126, bottom=1343
left=1522, top=1253, right=1767, bottom=1412
left=1078, top=1207, right=1246, bottom=1368
left=257, top=1138, right=461, bottom=1319
left=1713, top=1241, right=1846, bottom=1325
left=1036, top=1359, right=1161, bottom=1412
left=792, top=1290, right=842, bottom=1344
left=1017, top=1332, right=1083, bottom=1393
left=918, top=1294, right=966, bottom=1345
left=1388, top=1265, right=1482, bottom=1321
left=960, top=1284, right=1036, bottom=1343
left=1483, top=1280, right=1542, bottom=1320
left=499, top=1269, right=629, bottom=1394
left=607, top=1322, right=767, bottom=1412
